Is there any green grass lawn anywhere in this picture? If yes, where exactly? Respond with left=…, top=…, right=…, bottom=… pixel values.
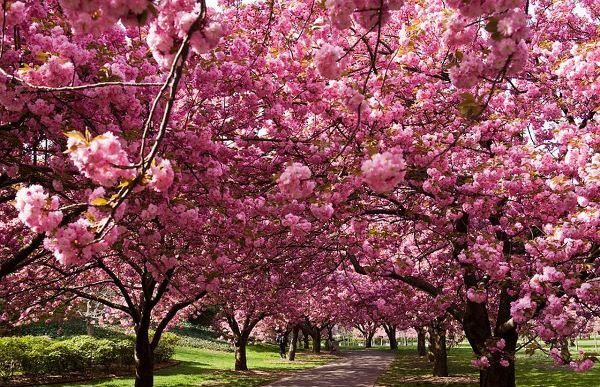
left=54, top=344, right=337, bottom=387
left=377, top=343, right=600, bottom=387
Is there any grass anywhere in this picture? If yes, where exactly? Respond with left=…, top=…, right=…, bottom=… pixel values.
left=53, top=344, right=337, bottom=387
left=377, top=342, right=600, bottom=387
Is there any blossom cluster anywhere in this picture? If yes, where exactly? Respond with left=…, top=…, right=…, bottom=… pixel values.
left=43, top=219, right=118, bottom=266
left=67, top=131, right=135, bottom=187
left=13, top=186, right=118, bottom=266
left=325, top=0, right=404, bottom=30
left=361, top=151, right=406, bottom=193
left=14, top=185, right=63, bottom=233
left=314, top=43, right=345, bottom=80
left=277, top=163, right=316, bottom=199
left=148, top=158, right=175, bottom=193
left=146, top=0, right=223, bottom=68
left=59, top=0, right=151, bottom=34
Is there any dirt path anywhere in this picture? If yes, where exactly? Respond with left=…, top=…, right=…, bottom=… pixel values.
left=266, top=350, right=396, bottom=387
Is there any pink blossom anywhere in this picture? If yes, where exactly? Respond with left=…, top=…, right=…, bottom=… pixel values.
left=496, top=339, right=506, bottom=350
left=449, top=54, right=483, bottom=89
left=43, top=219, right=95, bottom=266
left=510, top=295, right=536, bottom=324
left=282, top=214, right=312, bottom=236
left=310, top=203, right=335, bottom=221
left=361, top=151, right=406, bottom=193
left=146, top=0, right=223, bottom=68
left=277, top=163, right=315, bottom=199
left=325, top=0, right=355, bottom=30
left=67, top=131, right=134, bottom=187
left=148, top=158, right=175, bottom=193
left=314, top=43, right=344, bottom=80
left=472, top=356, right=490, bottom=369
left=467, top=288, right=487, bottom=304
left=570, top=359, right=594, bottom=372
left=14, top=185, right=63, bottom=233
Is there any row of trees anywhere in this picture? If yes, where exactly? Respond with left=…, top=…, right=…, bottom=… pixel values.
left=1, top=1, right=598, bottom=387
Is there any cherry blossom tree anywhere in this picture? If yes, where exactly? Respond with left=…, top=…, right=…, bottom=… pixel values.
left=1, top=2, right=598, bottom=387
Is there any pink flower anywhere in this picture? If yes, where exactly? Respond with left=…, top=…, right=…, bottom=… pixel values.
left=149, top=158, right=175, bottom=193
left=467, top=288, right=487, bottom=304
left=277, top=163, right=316, bottom=199
left=496, top=339, right=506, bottom=350
left=472, top=356, right=490, bottom=369
left=282, top=214, right=312, bottom=236
left=449, top=54, right=483, bottom=89
left=570, top=359, right=594, bottom=372
left=310, top=203, right=335, bottom=221
left=43, top=219, right=96, bottom=266
left=146, top=0, right=224, bottom=68
left=67, top=131, right=134, bottom=187
left=500, top=359, right=510, bottom=367
left=361, top=151, right=407, bottom=193
left=325, top=0, right=355, bottom=30
left=314, top=43, right=344, bottom=80
left=510, top=295, right=536, bottom=324
left=14, top=185, right=63, bottom=233
left=44, top=219, right=119, bottom=266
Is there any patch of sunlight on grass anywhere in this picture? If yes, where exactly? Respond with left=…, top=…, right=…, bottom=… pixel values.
left=52, top=345, right=337, bottom=387
left=377, top=345, right=600, bottom=387
left=377, top=347, right=476, bottom=387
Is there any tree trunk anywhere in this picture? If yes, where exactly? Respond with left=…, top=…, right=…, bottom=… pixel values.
left=134, top=324, right=154, bottom=387
left=417, top=327, right=427, bottom=357
left=384, top=325, right=398, bottom=350
left=234, top=335, right=249, bottom=371
left=365, top=332, right=374, bottom=348
left=288, top=325, right=300, bottom=361
left=458, top=214, right=518, bottom=387
left=312, top=330, right=321, bottom=353
left=480, top=359, right=516, bottom=387
left=428, top=321, right=448, bottom=377
left=301, top=327, right=310, bottom=349
left=462, top=281, right=518, bottom=387
left=480, top=288, right=518, bottom=387
left=86, top=320, right=95, bottom=337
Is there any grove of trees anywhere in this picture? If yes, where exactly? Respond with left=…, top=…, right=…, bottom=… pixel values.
left=0, top=1, right=598, bottom=387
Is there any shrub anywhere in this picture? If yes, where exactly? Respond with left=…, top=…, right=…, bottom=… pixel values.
left=176, top=335, right=233, bottom=352
left=0, top=337, right=28, bottom=379
left=153, top=332, right=179, bottom=363
left=0, top=332, right=178, bottom=378
left=19, top=336, right=55, bottom=375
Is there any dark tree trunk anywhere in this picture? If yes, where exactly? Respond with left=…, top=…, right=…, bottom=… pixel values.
left=383, top=324, right=398, bottom=350
left=86, top=320, right=95, bottom=337
left=480, top=360, right=516, bottom=387
left=134, top=322, right=154, bottom=387
left=365, top=332, right=375, bottom=348
left=480, top=288, right=518, bottom=387
left=301, top=327, right=310, bottom=349
left=288, top=325, right=300, bottom=361
left=417, top=327, right=427, bottom=357
left=312, top=330, right=321, bottom=353
left=457, top=213, right=519, bottom=387
left=234, top=335, right=249, bottom=371
left=463, top=279, right=518, bottom=387
left=428, top=321, right=448, bottom=377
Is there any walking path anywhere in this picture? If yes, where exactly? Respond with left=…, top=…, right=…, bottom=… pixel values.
left=267, top=350, right=396, bottom=387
